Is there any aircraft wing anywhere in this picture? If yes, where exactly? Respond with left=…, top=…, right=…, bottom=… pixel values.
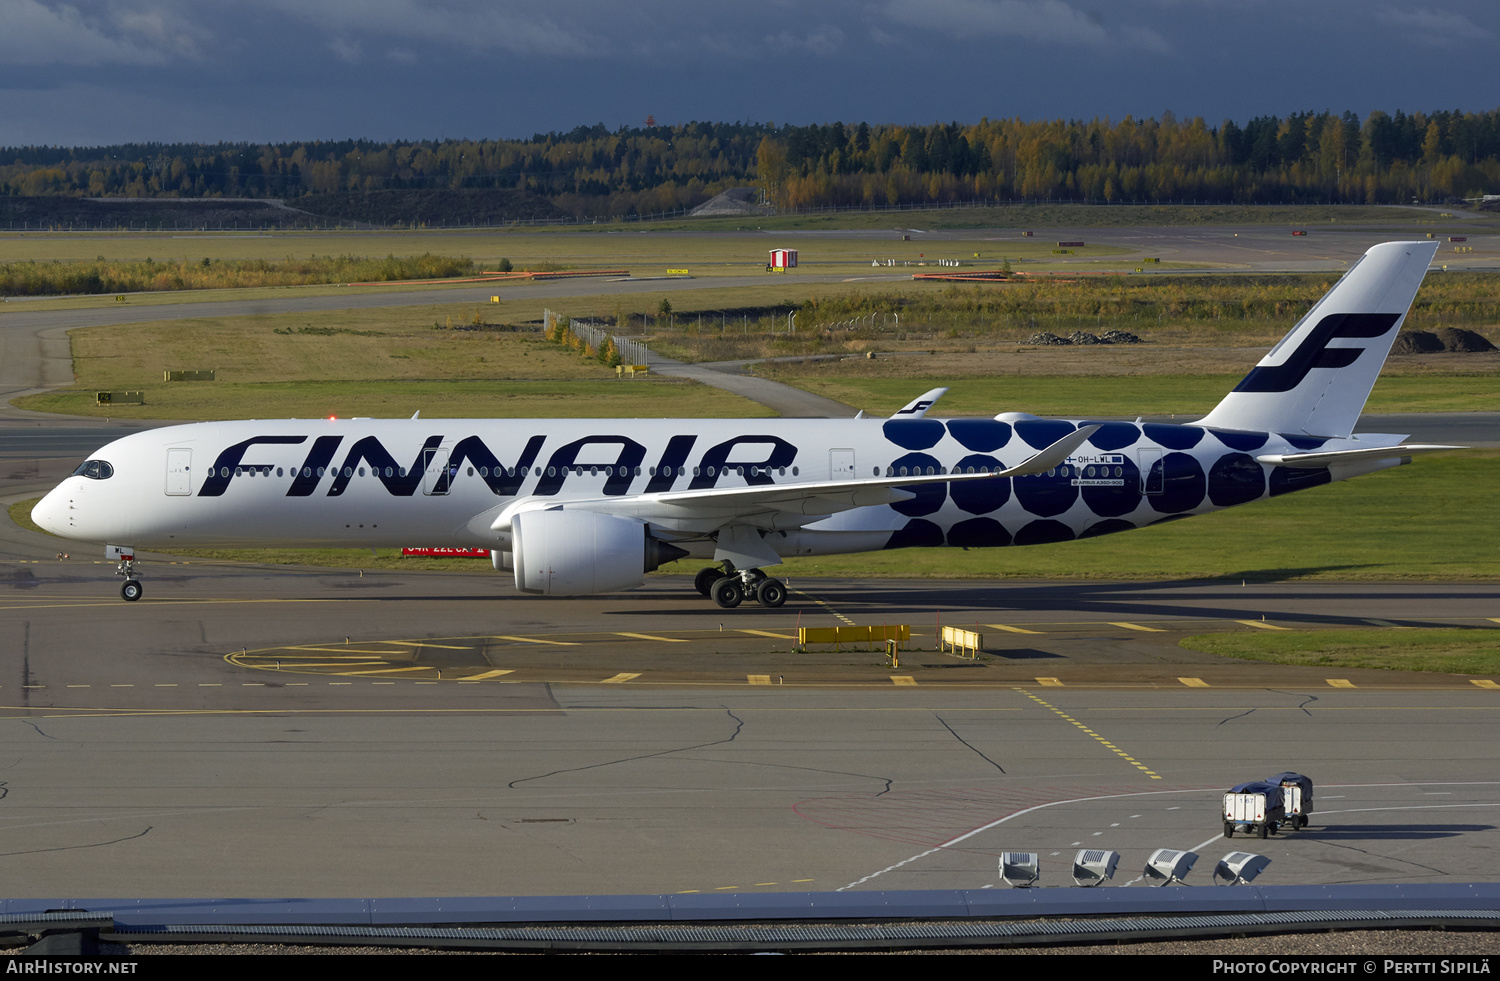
left=515, top=425, right=1101, bottom=527
left=1255, top=443, right=1464, bottom=469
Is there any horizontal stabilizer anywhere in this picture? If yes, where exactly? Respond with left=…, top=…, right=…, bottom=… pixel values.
left=1256, top=443, right=1464, bottom=469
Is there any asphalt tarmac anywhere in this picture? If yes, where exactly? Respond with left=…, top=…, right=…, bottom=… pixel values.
left=2, top=223, right=1498, bottom=904
left=2, top=553, right=1499, bottom=897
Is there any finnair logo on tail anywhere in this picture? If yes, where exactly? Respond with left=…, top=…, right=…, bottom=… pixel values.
left=1234, top=313, right=1401, bottom=393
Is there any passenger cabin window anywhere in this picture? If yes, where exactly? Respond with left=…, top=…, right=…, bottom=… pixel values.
left=73, top=459, right=114, bottom=480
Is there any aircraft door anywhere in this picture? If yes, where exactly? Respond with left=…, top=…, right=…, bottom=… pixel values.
left=831, top=448, right=855, bottom=480
left=422, top=443, right=456, bottom=496
left=166, top=447, right=192, bottom=496
left=1139, top=447, right=1164, bottom=495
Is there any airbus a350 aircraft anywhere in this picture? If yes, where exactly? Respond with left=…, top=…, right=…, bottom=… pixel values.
left=32, top=240, right=1458, bottom=609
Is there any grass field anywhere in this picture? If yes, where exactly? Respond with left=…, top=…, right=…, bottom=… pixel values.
left=0, top=226, right=1127, bottom=272
left=15, top=451, right=1494, bottom=582
left=8, top=301, right=777, bottom=419
left=642, top=203, right=1491, bottom=233
left=1179, top=628, right=1500, bottom=675
left=749, top=372, right=1500, bottom=417
left=19, top=378, right=771, bottom=421
left=726, top=450, right=1497, bottom=582
left=6, top=199, right=1487, bottom=283
left=16, top=267, right=1500, bottom=419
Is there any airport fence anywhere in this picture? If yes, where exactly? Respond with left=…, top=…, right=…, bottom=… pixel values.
left=544, top=309, right=650, bottom=366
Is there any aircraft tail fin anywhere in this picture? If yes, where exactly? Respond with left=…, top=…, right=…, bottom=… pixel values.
left=1196, top=240, right=1438, bottom=438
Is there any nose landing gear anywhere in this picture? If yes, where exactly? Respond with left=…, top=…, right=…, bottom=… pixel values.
left=108, top=545, right=143, bottom=602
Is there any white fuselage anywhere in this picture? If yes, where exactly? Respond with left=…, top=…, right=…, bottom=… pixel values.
left=31, top=414, right=1393, bottom=561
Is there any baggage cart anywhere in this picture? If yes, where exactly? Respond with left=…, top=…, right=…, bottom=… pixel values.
left=1223, top=780, right=1286, bottom=839
left=1268, top=771, right=1313, bottom=829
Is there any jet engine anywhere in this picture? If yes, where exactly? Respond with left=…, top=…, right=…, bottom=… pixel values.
left=510, top=509, right=688, bottom=595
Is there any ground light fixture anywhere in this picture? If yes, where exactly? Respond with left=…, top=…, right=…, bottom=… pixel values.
left=1072, top=849, right=1120, bottom=886
left=999, top=852, right=1041, bottom=888
left=1214, top=851, right=1271, bottom=885
left=1144, top=848, right=1198, bottom=885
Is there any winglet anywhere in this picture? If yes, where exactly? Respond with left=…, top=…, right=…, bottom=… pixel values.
left=995, top=425, right=1101, bottom=477
left=892, top=388, right=948, bottom=418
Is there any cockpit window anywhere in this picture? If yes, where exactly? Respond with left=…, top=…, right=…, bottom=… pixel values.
left=72, top=459, right=114, bottom=480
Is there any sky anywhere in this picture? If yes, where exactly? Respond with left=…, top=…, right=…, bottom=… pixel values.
left=1, top=0, right=1497, bottom=147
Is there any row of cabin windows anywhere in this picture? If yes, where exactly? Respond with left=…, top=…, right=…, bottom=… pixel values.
left=89, top=460, right=1124, bottom=482
left=209, top=464, right=806, bottom=479
left=881, top=465, right=1123, bottom=478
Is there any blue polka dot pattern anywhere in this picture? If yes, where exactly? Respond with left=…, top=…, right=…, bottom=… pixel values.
left=1281, top=434, right=1330, bottom=451
left=1015, top=419, right=1077, bottom=449
left=1085, top=422, right=1141, bottom=451
left=1014, top=465, right=1079, bottom=517
left=1147, top=451, right=1206, bottom=513
left=950, top=455, right=1009, bottom=514
left=1143, top=423, right=1204, bottom=450
left=1014, top=519, right=1076, bottom=546
left=1208, top=453, right=1266, bottom=507
left=1079, top=459, right=1142, bottom=517
left=885, top=518, right=944, bottom=549
left=1208, top=428, right=1269, bottom=452
left=883, top=419, right=946, bottom=450
left=947, top=517, right=1012, bottom=548
left=889, top=452, right=946, bottom=516
left=946, top=419, right=1012, bottom=452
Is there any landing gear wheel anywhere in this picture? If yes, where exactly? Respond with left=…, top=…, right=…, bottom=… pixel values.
left=1269, top=821, right=1279, bottom=836
left=755, top=578, right=787, bottom=608
left=694, top=567, right=723, bottom=597
left=1223, top=823, right=1234, bottom=838
left=711, top=577, right=744, bottom=609
left=121, top=579, right=143, bottom=602
left=1257, top=822, right=1268, bottom=839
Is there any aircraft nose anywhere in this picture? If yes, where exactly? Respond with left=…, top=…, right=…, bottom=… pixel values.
left=30, top=485, right=71, bottom=536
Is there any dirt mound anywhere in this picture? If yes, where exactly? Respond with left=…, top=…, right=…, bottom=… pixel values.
left=1393, top=331, right=1446, bottom=354
left=1393, top=328, right=1495, bottom=354
left=1026, top=329, right=1142, bottom=346
left=1430, top=327, right=1496, bottom=352
left=689, top=187, right=771, bottom=217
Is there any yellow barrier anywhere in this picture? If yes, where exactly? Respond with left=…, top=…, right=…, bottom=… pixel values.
left=615, top=364, right=651, bottom=377
left=163, top=370, right=216, bottom=381
left=941, top=625, right=984, bottom=659
left=798, top=624, right=909, bottom=651
left=96, top=391, right=144, bottom=405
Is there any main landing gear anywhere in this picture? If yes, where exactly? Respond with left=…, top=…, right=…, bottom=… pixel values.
left=694, top=563, right=787, bottom=609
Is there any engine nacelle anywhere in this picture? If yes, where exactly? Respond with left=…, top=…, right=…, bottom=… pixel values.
left=511, top=509, right=687, bottom=595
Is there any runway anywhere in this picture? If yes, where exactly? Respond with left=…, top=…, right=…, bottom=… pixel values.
left=2, top=223, right=1498, bottom=906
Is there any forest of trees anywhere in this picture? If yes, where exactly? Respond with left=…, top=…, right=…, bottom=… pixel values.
left=2, top=110, right=1498, bottom=221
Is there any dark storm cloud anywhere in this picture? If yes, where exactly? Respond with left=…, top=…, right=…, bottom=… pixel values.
left=1, top=1, right=1496, bottom=145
